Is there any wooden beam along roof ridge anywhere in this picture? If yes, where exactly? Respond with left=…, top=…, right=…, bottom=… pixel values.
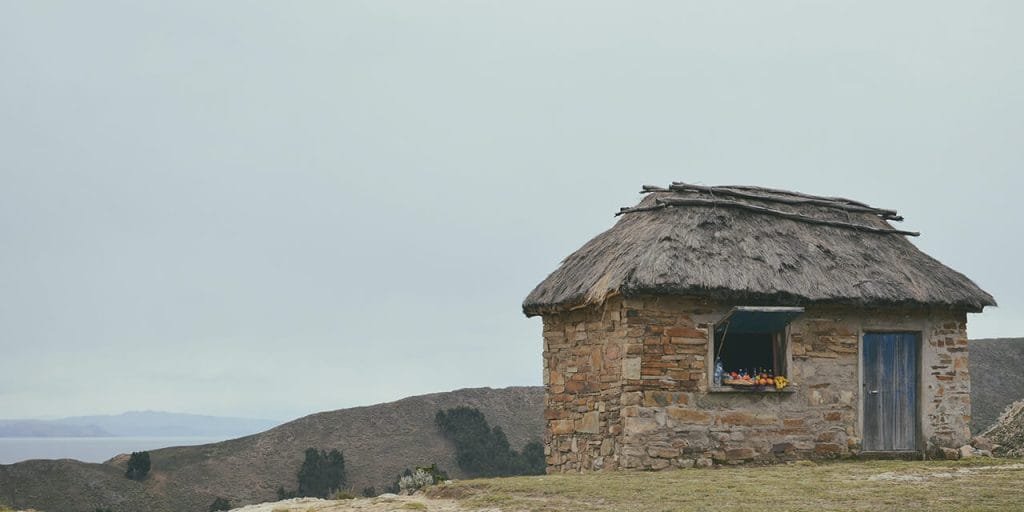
left=666, top=182, right=903, bottom=220
left=618, top=196, right=920, bottom=236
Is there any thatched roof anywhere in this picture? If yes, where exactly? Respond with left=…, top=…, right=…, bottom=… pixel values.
left=523, top=182, right=995, bottom=317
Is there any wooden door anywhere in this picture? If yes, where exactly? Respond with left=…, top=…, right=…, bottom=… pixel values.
left=862, top=332, right=919, bottom=451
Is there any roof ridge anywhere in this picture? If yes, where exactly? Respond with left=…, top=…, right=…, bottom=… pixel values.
left=626, top=182, right=911, bottom=235
left=618, top=195, right=919, bottom=236
left=667, top=182, right=902, bottom=220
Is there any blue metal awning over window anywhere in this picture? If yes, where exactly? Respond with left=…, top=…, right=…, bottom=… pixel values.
left=714, top=306, right=805, bottom=335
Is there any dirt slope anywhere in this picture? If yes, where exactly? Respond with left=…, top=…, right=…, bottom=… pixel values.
left=0, top=458, right=157, bottom=511
left=0, top=386, right=544, bottom=512
left=969, top=338, right=1024, bottom=432
left=983, top=399, right=1024, bottom=457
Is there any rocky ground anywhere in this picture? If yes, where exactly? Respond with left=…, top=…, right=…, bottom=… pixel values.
left=969, top=338, right=1024, bottom=432
left=226, top=494, right=490, bottom=512
left=983, top=399, right=1024, bottom=457
left=225, top=460, right=1024, bottom=512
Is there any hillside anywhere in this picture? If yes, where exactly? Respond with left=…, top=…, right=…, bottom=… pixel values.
left=0, top=386, right=543, bottom=512
left=969, top=338, right=1024, bottom=432
left=984, top=399, right=1024, bottom=457
left=2, top=337, right=1021, bottom=512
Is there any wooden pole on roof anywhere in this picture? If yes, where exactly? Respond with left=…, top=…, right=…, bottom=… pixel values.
left=669, top=182, right=902, bottom=220
left=618, top=196, right=920, bottom=236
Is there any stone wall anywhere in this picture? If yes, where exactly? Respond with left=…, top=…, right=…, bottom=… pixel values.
left=920, top=311, right=971, bottom=450
left=541, top=296, right=972, bottom=472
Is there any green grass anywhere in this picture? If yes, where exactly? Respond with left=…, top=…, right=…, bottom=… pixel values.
left=429, top=458, right=1024, bottom=511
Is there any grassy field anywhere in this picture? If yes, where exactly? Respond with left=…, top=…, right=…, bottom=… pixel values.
left=430, top=458, right=1024, bottom=512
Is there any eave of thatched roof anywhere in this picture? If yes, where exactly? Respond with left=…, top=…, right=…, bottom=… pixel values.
left=522, top=183, right=996, bottom=317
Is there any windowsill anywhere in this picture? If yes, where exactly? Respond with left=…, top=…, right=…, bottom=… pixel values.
left=709, top=385, right=797, bottom=394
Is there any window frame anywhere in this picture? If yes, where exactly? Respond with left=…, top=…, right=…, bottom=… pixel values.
left=707, top=310, right=796, bottom=393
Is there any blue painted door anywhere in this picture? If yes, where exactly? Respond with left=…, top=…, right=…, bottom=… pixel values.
left=862, top=332, right=919, bottom=451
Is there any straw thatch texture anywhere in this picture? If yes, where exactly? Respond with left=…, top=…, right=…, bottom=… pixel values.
left=523, top=184, right=995, bottom=316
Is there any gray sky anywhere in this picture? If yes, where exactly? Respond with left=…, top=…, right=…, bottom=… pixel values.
left=1, top=1, right=1021, bottom=421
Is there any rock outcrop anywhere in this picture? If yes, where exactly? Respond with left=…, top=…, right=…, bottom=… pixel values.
left=983, top=399, right=1024, bottom=457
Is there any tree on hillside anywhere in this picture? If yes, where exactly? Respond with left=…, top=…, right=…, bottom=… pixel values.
left=124, top=451, right=151, bottom=481
left=296, top=448, right=346, bottom=498
left=510, top=441, right=546, bottom=475
left=435, top=406, right=545, bottom=477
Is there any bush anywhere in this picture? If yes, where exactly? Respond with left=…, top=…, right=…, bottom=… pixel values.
left=510, top=441, right=546, bottom=475
left=435, top=407, right=545, bottom=477
left=125, top=451, right=151, bottom=481
left=209, top=496, right=232, bottom=511
left=362, top=486, right=377, bottom=497
left=296, top=448, right=347, bottom=498
left=330, top=490, right=356, bottom=500
left=395, top=464, right=448, bottom=494
left=385, top=467, right=413, bottom=494
left=276, top=486, right=297, bottom=500
left=398, top=469, right=435, bottom=494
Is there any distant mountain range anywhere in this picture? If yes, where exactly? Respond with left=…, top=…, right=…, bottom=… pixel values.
left=0, top=411, right=281, bottom=438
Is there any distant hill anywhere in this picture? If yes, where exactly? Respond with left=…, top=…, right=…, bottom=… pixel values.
left=0, top=420, right=111, bottom=438
left=0, top=411, right=279, bottom=438
left=57, top=411, right=280, bottom=437
left=0, top=386, right=544, bottom=512
left=969, top=338, right=1024, bottom=433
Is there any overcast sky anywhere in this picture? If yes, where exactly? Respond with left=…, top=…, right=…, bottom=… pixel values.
left=1, top=1, right=1021, bottom=421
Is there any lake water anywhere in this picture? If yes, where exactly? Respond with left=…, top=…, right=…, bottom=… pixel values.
left=0, top=436, right=227, bottom=464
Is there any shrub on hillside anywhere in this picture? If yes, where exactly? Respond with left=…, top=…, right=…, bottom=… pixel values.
left=125, top=451, right=151, bottom=481
left=296, top=448, right=347, bottom=498
left=435, top=406, right=545, bottom=477
left=208, top=496, right=232, bottom=511
left=399, top=469, right=435, bottom=494
left=398, top=464, right=449, bottom=494
left=385, top=464, right=448, bottom=495
left=330, top=490, right=356, bottom=500
left=510, top=441, right=546, bottom=475
left=385, top=467, right=413, bottom=494
left=276, top=486, right=297, bottom=500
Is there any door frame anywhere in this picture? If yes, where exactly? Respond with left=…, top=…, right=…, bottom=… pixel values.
left=858, top=329, right=924, bottom=453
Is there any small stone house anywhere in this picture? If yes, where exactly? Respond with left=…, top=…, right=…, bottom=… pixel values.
left=522, top=183, right=995, bottom=471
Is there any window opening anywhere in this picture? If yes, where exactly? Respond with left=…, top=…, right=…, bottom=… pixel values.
left=713, top=307, right=803, bottom=389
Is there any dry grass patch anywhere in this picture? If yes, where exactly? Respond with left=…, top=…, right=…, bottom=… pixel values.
left=432, top=459, right=1024, bottom=511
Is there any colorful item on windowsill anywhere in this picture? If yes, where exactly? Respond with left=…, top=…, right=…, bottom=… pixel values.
left=721, top=370, right=788, bottom=390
